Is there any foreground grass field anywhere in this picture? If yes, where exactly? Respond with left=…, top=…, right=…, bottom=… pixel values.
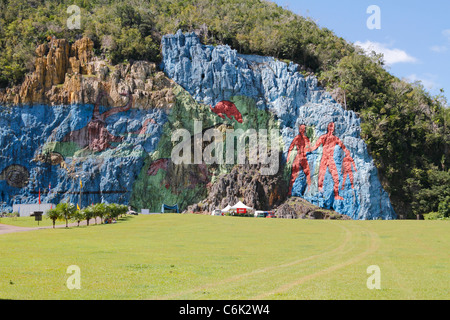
left=0, top=214, right=448, bottom=300
left=0, top=216, right=70, bottom=228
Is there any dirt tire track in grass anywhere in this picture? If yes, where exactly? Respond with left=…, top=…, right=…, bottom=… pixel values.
left=157, top=221, right=354, bottom=300
left=0, top=221, right=90, bottom=234
left=252, top=224, right=380, bottom=299
left=0, top=224, right=35, bottom=235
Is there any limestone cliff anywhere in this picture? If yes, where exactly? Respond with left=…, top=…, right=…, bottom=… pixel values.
left=0, top=32, right=396, bottom=220
left=0, top=37, right=175, bottom=109
left=0, top=37, right=177, bottom=211
left=185, top=161, right=288, bottom=214
left=161, top=31, right=396, bottom=220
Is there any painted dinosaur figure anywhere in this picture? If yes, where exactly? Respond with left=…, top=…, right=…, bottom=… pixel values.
left=210, top=101, right=243, bottom=123
left=62, top=91, right=133, bottom=152
left=131, top=118, right=156, bottom=135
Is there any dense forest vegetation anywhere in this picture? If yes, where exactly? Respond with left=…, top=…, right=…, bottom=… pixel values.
left=0, top=0, right=449, bottom=219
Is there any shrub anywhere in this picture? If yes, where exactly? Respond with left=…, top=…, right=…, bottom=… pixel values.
left=46, top=208, right=62, bottom=228
left=438, top=196, right=450, bottom=218
left=424, top=211, right=446, bottom=220
left=82, top=205, right=95, bottom=226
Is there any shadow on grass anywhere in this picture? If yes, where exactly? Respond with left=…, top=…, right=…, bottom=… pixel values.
left=117, top=215, right=135, bottom=222
left=46, top=215, right=136, bottom=230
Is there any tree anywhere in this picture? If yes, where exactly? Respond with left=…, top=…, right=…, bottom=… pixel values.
left=110, top=27, right=160, bottom=64
left=119, top=204, right=128, bottom=217
left=106, top=203, right=119, bottom=220
left=106, top=203, right=128, bottom=220
left=438, top=196, right=450, bottom=218
left=72, top=209, right=85, bottom=227
left=82, top=205, right=95, bottom=226
left=57, top=203, right=76, bottom=228
left=410, top=169, right=450, bottom=217
left=116, top=4, right=142, bottom=29
left=93, top=203, right=107, bottom=224
left=46, top=208, right=62, bottom=229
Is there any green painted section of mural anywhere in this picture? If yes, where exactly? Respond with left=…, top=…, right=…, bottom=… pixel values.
left=129, top=85, right=282, bottom=212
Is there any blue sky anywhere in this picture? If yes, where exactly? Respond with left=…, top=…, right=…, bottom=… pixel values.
left=272, top=0, right=450, bottom=102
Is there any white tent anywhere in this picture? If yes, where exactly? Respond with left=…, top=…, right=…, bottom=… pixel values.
left=230, top=201, right=254, bottom=211
left=230, top=201, right=253, bottom=210
left=221, top=205, right=232, bottom=213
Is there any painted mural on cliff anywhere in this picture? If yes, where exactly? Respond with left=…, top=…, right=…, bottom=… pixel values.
left=161, top=30, right=396, bottom=220
left=0, top=85, right=274, bottom=214
left=0, top=99, right=165, bottom=210
left=288, top=121, right=357, bottom=201
left=0, top=31, right=396, bottom=219
left=129, top=85, right=281, bottom=212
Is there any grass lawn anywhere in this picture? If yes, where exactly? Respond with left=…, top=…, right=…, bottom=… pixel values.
left=0, top=214, right=448, bottom=300
left=0, top=216, right=70, bottom=228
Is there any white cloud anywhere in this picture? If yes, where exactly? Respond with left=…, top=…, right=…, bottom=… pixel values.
left=430, top=45, right=448, bottom=53
left=443, top=29, right=450, bottom=41
left=428, top=30, right=450, bottom=54
left=354, top=41, right=418, bottom=66
left=405, top=74, right=439, bottom=91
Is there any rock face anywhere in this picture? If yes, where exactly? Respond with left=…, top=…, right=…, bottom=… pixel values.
left=1, top=38, right=85, bottom=105
left=161, top=31, right=396, bottom=220
left=0, top=101, right=168, bottom=210
left=185, top=161, right=288, bottom=214
left=0, top=32, right=396, bottom=220
left=0, top=37, right=176, bottom=212
left=0, top=37, right=175, bottom=108
left=275, top=197, right=351, bottom=220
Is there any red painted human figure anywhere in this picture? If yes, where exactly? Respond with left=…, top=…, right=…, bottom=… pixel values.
left=287, top=124, right=311, bottom=196
left=310, top=122, right=355, bottom=200
left=341, top=150, right=357, bottom=190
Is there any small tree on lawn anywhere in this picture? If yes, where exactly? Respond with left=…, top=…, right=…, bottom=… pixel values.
left=105, top=203, right=128, bottom=221
left=46, top=208, right=62, bottom=229
left=438, top=196, right=450, bottom=218
left=107, top=203, right=123, bottom=220
left=93, top=203, right=107, bottom=224
left=72, top=209, right=85, bottom=227
left=118, top=204, right=128, bottom=218
left=57, top=203, right=76, bottom=228
left=83, top=205, right=95, bottom=226
left=106, top=203, right=117, bottom=220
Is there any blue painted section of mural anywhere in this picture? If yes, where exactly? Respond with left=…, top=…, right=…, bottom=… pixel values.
left=0, top=103, right=166, bottom=212
left=161, top=30, right=396, bottom=220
